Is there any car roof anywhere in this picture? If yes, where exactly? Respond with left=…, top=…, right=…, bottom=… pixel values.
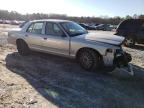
left=121, top=19, right=144, bottom=24
left=30, top=19, right=72, bottom=23
left=116, top=19, right=144, bottom=31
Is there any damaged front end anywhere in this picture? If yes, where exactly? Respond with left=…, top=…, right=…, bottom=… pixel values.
left=102, top=46, right=133, bottom=75
left=114, top=49, right=132, bottom=67
left=113, top=49, right=134, bottom=75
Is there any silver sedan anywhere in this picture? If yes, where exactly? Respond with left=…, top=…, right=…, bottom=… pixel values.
left=8, top=19, right=131, bottom=71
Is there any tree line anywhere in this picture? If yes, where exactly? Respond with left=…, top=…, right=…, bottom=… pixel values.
left=0, top=10, right=144, bottom=25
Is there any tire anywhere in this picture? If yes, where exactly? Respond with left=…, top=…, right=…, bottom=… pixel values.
left=124, top=37, right=135, bottom=47
left=16, top=40, right=30, bottom=56
left=77, top=49, right=100, bottom=70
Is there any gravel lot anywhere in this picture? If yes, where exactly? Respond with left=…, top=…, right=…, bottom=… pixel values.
left=0, top=24, right=144, bottom=108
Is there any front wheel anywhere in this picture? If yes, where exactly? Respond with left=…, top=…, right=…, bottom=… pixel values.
left=77, top=49, right=100, bottom=70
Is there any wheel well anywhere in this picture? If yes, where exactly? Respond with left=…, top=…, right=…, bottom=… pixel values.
left=76, top=47, right=102, bottom=60
left=125, top=35, right=137, bottom=42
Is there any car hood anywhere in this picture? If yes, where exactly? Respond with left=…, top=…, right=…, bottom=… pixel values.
left=75, top=32, right=125, bottom=46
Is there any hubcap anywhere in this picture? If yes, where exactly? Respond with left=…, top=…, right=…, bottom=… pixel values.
left=80, top=53, right=93, bottom=69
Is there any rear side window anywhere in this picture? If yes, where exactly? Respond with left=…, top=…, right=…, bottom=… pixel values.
left=27, top=22, right=44, bottom=34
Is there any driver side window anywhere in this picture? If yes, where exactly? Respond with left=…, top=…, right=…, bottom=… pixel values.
left=45, top=22, right=64, bottom=36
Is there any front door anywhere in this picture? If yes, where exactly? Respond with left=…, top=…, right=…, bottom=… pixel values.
left=41, top=22, right=69, bottom=56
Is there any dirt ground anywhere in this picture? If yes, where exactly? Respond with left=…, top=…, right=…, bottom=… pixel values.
left=0, top=24, right=144, bottom=108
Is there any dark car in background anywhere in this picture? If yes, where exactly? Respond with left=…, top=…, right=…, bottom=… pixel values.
left=115, top=19, right=144, bottom=47
left=79, top=23, right=96, bottom=30
left=95, top=24, right=113, bottom=31
left=95, top=24, right=105, bottom=30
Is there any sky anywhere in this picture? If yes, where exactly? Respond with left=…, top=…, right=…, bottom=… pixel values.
left=0, top=0, right=144, bottom=17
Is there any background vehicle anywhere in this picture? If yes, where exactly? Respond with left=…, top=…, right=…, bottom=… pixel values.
left=95, top=24, right=113, bottom=31
left=0, top=19, right=3, bottom=24
left=115, top=19, right=144, bottom=47
left=95, top=23, right=100, bottom=26
left=11, top=20, right=20, bottom=25
left=19, top=21, right=28, bottom=28
left=79, top=23, right=96, bottom=30
left=2, top=20, right=11, bottom=24
left=8, top=19, right=131, bottom=71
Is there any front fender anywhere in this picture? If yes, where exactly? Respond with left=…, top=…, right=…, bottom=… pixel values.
left=70, top=40, right=120, bottom=58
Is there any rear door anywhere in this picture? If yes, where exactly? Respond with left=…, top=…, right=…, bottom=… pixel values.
left=25, top=22, right=45, bottom=50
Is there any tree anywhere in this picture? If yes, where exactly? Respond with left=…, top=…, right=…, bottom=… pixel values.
left=125, top=15, right=132, bottom=19
left=1, top=9, right=141, bottom=25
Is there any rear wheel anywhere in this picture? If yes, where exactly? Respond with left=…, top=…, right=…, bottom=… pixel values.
left=16, top=40, right=30, bottom=56
left=77, top=49, right=100, bottom=70
left=124, top=37, right=135, bottom=47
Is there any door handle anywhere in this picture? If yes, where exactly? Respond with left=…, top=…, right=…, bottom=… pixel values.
left=44, top=37, right=47, bottom=40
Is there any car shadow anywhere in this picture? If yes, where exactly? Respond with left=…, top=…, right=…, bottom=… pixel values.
left=5, top=52, right=144, bottom=108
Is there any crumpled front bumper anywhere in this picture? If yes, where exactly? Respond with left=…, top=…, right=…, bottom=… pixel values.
left=114, top=50, right=134, bottom=75
left=113, top=50, right=132, bottom=68
left=102, top=48, right=133, bottom=74
left=103, top=49, right=132, bottom=67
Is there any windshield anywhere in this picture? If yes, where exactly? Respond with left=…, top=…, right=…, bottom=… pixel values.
left=61, top=22, right=88, bottom=37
